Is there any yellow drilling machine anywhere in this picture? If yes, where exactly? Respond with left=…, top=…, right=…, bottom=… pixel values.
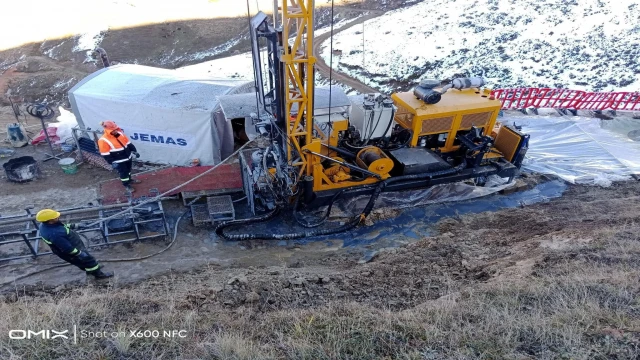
left=215, top=1, right=529, bottom=240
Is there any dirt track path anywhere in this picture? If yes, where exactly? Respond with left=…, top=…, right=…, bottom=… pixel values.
left=313, top=12, right=383, bottom=94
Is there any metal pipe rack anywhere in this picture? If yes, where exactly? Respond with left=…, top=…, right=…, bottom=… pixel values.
left=0, top=201, right=169, bottom=262
left=71, top=126, right=105, bottom=165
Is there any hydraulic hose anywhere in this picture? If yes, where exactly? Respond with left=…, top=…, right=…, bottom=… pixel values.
left=322, top=144, right=357, bottom=160
left=215, top=206, right=364, bottom=241
left=343, top=109, right=398, bottom=152
left=215, top=158, right=468, bottom=241
left=364, top=107, right=385, bottom=142
left=383, top=128, right=413, bottom=151
left=343, top=140, right=369, bottom=152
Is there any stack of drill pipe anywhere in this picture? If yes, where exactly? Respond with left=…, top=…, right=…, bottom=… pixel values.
left=0, top=203, right=131, bottom=227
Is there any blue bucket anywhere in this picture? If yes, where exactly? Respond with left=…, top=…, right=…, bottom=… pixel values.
left=61, top=138, right=76, bottom=153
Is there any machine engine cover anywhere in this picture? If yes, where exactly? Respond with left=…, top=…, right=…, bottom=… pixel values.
left=388, top=147, right=452, bottom=176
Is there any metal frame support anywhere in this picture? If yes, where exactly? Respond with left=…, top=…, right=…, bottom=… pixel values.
left=279, top=0, right=316, bottom=176
left=249, top=1, right=317, bottom=179
left=0, top=201, right=169, bottom=262
left=250, top=12, right=285, bottom=147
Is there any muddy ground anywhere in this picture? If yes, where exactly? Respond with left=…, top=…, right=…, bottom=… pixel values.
left=1, top=178, right=637, bottom=302
left=0, top=145, right=165, bottom=215
left=177, top=178, right=640, bottom=312
left=1, top=180, right=639, bottom=358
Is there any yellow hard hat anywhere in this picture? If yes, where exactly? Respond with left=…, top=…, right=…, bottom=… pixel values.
left=36, top=209, right=61, bottom=222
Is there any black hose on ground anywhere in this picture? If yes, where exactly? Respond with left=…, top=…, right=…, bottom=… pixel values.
left=216, top=180, right=385, bottom=241
left=215, top=206, right=281, bottom=233
left=215, top=204, right=365, bottom=241
left=215, top=158, right=468, bottom=241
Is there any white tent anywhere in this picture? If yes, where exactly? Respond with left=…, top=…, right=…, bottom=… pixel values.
left=69, top=64, right=251, bottom=166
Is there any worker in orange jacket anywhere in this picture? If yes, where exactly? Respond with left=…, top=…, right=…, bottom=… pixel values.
left=98, top=121, right=141, bottom=193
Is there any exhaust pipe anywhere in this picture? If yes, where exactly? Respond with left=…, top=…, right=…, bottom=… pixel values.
left=414, top=77, right=486, bottom=104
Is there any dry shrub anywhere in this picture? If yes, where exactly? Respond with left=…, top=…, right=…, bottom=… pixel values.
left=2, top=262, right=639, bottom=359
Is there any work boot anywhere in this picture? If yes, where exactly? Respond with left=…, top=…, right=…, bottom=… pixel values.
left=90, top=269, right=114, bottom=279
left=125, top=186, right=135, bottom=193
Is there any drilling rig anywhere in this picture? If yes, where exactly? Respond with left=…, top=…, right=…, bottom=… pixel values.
left=216, top=1, right=529, bottom=240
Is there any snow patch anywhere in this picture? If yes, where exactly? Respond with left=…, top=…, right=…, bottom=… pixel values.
left=321, top=0, right=640, bottom=93
left=73, top=29, right=107, bottom=63
left=74, top=30, right=105, bottom=52
left=53, top=78, right=75, bottom=89
left=43, top=41, right=66, bottom=60
left=166, top=36, right=244, bottom=66
left=177, top=52, right=254, bottom=80
left=188, top=36, right=243, bottom=61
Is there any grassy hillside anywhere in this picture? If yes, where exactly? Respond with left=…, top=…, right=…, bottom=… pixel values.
left=2, top=182, right=640, bottom=359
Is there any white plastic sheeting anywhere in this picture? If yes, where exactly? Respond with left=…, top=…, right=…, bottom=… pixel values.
left=69, top=64, right=250, bottom=166
left=506, top=115, right=640, bottom=186
left=335, top=175, right=515, bottom=215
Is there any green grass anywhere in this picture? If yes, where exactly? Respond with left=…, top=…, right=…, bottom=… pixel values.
left=2, top=256, right=639, bottom=358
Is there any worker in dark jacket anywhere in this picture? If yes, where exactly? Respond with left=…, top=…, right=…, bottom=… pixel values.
left=98, top=120, right=141, bottom=193
left=36, top=209, right=113, bottom=279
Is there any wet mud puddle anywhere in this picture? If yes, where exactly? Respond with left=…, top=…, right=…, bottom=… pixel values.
left=213, top=180, right=568, bottom=256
